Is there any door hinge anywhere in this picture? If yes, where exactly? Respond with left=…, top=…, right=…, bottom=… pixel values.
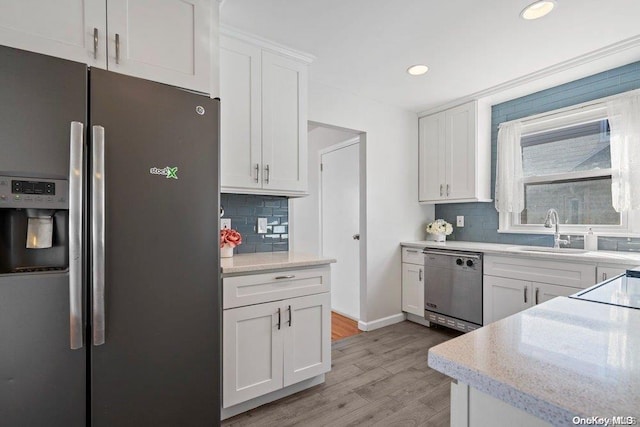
left=320, top=163, right=324, bottom=172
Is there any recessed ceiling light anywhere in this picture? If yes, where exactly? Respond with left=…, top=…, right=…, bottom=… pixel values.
left=407, top=64, right=429, bottom=76
left=520, top=0, right=556, bottom=20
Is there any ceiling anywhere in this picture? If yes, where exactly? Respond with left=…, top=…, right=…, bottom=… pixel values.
left=220, top=0, right=640, bottom=113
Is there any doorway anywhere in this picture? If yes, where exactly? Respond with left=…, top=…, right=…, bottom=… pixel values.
left=291, top=123, right=365, bottom=342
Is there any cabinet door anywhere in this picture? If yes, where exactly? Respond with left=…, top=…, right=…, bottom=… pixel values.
left=402, top=263, right=424, bottom=316
left=532, top=282, right=578, bottom=305
left=223, top=301, right=284, bottom=408
left=445, top=102, right=476, bottom=200
left=0, top=0, right=106, bottom=68
left=596, top=266, right=627, bottom=283
left=220, top=36, right=263, bottom=190
left=418, top=113, right=446, bottom=201
left=283, top=293, right=331, bottom=387
left=483, top=275, right=531, bottom=325
left=106, top=0, right=211, bottom=93
left=262, top=51, right=308, bottom=193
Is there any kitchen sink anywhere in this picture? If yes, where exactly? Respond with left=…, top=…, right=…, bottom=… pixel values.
left=510, top=246, right=589, bottom=254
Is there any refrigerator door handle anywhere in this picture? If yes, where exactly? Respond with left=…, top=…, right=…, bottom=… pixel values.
left=69, top=121, right=84, bottom=350
left=92, top=125, right=107, bottom=346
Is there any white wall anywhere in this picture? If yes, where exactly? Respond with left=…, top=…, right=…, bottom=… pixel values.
left=292, top=126, right=358, bottom=256
left=304, top=81, right=434, bottom=327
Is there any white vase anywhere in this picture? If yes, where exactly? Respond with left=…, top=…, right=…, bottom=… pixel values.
left=221, top=244, right=234, bottom=258
left=433, top=233, right=446, bottom=242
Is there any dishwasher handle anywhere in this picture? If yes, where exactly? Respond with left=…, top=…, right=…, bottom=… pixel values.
left=422, top=250, right=481, bottom=260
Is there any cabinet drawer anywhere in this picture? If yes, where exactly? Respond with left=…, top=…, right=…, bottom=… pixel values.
left=223, top=267, right=330, bottom=309
left=484, top=255, right=595, bottom=289
left=402, top=247, right=424, bottom=265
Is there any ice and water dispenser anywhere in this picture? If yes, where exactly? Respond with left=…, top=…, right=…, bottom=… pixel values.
left=0, top=176, right=69, bottom=274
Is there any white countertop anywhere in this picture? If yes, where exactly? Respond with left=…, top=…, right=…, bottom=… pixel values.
left=221, top=252, right=336, bottom=275
left=401, top=240, right=640, bottom=266
left=428, top=297, right=640, bottom=426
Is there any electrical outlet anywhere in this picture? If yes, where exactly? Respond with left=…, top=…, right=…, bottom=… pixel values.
left=457, top=216, right=464, bottom=227
left=257, top=217, right=268, bottom=234
left=221, top=218, right=231, bottom=230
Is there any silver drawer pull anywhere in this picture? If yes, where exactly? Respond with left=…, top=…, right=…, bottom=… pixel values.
left=275, top=275, right=295, bottom=280
left=406, top=249, right=418, bottom=253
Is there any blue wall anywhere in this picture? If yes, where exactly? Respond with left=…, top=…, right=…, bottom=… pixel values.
left=221, top=194, right=288, bottom=254
left=435, top=61, right=640, bottom=251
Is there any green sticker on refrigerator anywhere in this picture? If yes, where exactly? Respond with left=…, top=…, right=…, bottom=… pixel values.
left=149, top=166, right=179, bottom=179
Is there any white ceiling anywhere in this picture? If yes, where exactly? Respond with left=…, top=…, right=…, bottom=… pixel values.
left=220, top=0, right=640, bottom=113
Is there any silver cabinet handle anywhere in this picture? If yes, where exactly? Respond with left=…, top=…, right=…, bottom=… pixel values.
left=535, top=287, right=540, bottom=305
left=419, top=268, right=423, bottom=281
left=288, top=305, right=292, bottom=327
left=440, top=184, right=443, bottom=197
left=524, top=285, right=528, bottom=304
left=254, top=163, right=260, bottom=183
left=69, top=121, right=84, bottom=350
left=264, top=164, right=270, bottom=184
left=93, top=28, right=99, bottom=59
left=406, top=249, right=418, bottom=253
left=115, top=33, right=120, bottom=64
left=92, top=126, right=106, bottom=346
left=275, top=275, right=295, bottom=280
left=276, top=308, right=281, bottom=330
left=603, top=273, right=608, bottom=281
left=446, top=184, right=450, bottom=196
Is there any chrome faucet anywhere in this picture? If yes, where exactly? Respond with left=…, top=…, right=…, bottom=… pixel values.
left=544, top=208, right=570, bottom=248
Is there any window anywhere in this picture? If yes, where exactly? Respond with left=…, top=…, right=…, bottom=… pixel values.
left=497, top=101, right=640, bottom=236
left=519, top=119, right=620, bottom=226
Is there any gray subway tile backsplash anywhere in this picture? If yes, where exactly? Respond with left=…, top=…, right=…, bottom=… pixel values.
left=435, top=60, right=640, bottom=252
left=221, top=194, right=288, bottom=254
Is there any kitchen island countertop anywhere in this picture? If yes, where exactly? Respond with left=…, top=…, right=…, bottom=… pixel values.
left=221, top=252, right=336, bottom=275
left=428, top=296, right=640, bottom=426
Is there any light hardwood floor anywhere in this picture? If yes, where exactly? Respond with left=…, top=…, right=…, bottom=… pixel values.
left=222, top=320, right=460, bottom=427
left=331, top=311, right=361, bottom=342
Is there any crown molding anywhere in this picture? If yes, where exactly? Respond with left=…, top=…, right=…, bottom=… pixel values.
left=418, top=34, right=640, bottom=117
left=220, top=25, right=316, bottom=64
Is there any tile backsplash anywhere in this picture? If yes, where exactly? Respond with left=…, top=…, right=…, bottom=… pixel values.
left=221, top=194, right=288, bottom=254
left=435, top=60, right=640, bottom=252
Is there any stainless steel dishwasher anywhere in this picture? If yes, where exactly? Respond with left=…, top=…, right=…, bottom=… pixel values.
left=423, top=249, right=483, bottom=332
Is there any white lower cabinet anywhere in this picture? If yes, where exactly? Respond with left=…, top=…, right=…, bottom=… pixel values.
left=222, top=267, right=331, bottom=409
left=402, top=263, right=424, bottom=316
left=484, top=276, right=583, bottom=324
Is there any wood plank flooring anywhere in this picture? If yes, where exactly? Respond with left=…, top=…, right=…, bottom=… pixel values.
left=222, top=321, right=461, bottom=427
left=332, top=311, right=361, bottom=342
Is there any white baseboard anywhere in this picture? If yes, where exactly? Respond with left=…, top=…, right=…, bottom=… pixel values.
left=221, top=374, right=325, bottom=420
left=357, top=312, right=406, bottom=331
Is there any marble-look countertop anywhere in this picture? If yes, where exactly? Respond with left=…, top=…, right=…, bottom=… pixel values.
left=428, top=297, right=640, bottom=426
left=401, top=240, right=640, bottom=266
left=221, top=252, right=336, bottom=275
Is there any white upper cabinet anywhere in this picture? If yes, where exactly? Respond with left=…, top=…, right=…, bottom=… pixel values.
left=0, top=0, right=106, bottom=68
left=220, top=31, right=312, bottom=197
left=220, top=36, right=262, bottom=189
left=262, top=51, right=308, bottom=193
left=106, top=0, right=211, bottom=93
left=418, top=100, right=491, bottom=204
left=0, top=0, right=214, bottom=93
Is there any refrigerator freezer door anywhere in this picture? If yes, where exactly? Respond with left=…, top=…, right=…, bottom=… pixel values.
left=89, top=69, right=220, bottom=426
left=0, top=46, right=87, bottom=427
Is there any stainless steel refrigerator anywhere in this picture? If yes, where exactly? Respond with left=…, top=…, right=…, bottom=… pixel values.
left=0, top=45, right=221, bottom=426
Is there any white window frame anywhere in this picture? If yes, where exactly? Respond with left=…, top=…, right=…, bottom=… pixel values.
left=498, top=94, right=640, bottom=237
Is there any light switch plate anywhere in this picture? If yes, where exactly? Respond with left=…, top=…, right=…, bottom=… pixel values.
left=257, top=217, right=268, bottom=234
left=221, top=218, right=231, bottom=230
left=457, top=216, right=464, bottom=227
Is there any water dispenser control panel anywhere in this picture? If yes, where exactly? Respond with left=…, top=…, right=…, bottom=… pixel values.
left=0, top=176, right=68, bottom=209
